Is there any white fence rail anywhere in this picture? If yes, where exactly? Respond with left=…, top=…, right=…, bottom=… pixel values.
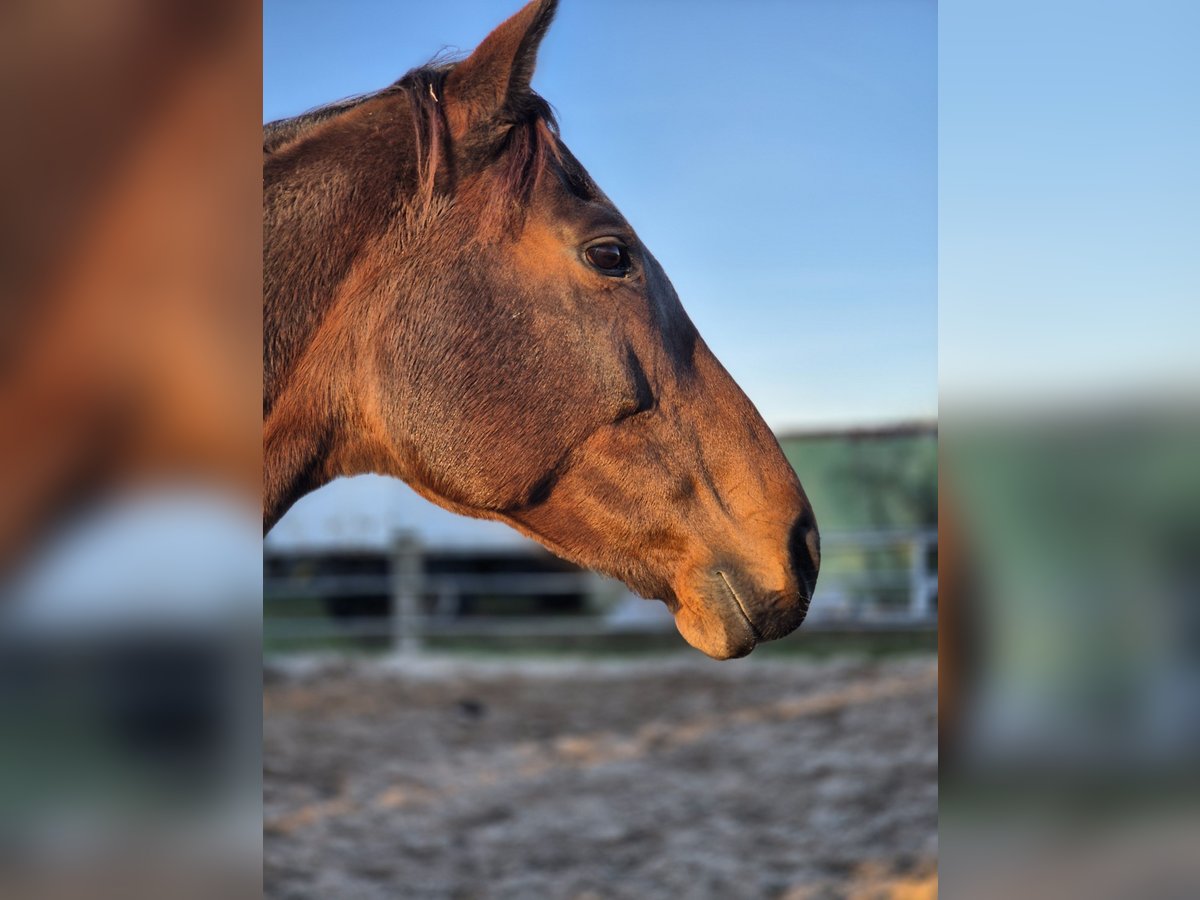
left=264, top=528, right=937, bottom=651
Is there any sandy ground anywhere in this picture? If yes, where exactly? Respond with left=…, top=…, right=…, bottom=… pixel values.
left=264, top=655, right=937, bottom=899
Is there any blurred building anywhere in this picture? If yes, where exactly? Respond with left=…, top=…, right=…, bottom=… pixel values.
left=779, top=422, right=938, bottom=533
left=781, top=422, right=938, bottom=622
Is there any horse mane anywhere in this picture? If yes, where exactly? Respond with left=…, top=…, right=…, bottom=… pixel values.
left=264, top=60, right=565, bottom=219
left=262, top=60, right=569, bottom=413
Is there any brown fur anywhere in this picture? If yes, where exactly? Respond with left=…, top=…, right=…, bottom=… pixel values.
left=1, top=2, right=260, bottom=573
left=262, top=0, right=819, bottom=658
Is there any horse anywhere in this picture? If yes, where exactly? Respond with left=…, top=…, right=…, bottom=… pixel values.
left=262, top=0, right=820, bottom=659
left=0, top=1, right=260, bottom=577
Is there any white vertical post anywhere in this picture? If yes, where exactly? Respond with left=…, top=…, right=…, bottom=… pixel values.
left=909, top=533, right=928, bottom=620
left=584, top=571, right=608, bottom=614
left=391, top=531, right=423, bottom=654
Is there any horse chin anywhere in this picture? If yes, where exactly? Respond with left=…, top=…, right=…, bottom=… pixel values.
left=671, top=599, right=759, bottom=661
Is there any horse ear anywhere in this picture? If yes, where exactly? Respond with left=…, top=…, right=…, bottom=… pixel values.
left=443, top=0, right=558, bottom=140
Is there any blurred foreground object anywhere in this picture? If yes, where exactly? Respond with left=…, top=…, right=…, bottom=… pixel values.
left=0, top=0, right=260, bottom=572
left=0, top=1, right=260, bottom=898
left=940, top=0, right=1199, bottom=892
left=941, top=407, right=1200, bottom=898
left=942, top=409, right=1200, bottom=774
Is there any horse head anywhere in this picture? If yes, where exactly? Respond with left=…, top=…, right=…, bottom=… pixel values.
left=263, top=0, right=819, bottom=658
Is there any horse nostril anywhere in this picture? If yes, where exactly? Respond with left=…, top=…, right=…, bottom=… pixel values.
left=789, top=511, right=820, bottom=601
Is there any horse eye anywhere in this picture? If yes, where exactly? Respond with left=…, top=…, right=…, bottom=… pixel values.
left=585, top=243, right=630, bottom=275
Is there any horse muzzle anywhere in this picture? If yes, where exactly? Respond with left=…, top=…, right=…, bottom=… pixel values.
left=671, top=513, right=820, bottom=660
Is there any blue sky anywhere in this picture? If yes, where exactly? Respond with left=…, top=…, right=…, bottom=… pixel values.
left=264, top=0, right=937, bottom=431
left=939, top=0, right=1200, bottom=407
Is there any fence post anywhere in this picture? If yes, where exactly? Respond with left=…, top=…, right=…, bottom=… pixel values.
left=391, top=531, right=423, bottom=654
left=909, top=531, right=934, bottom=620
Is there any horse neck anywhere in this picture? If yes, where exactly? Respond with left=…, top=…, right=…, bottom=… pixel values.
left=263, top=113, right=416, bottom=529
left=263, top=93, right=431, bottom=403
left=262, top=395, right=334, bottom=533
